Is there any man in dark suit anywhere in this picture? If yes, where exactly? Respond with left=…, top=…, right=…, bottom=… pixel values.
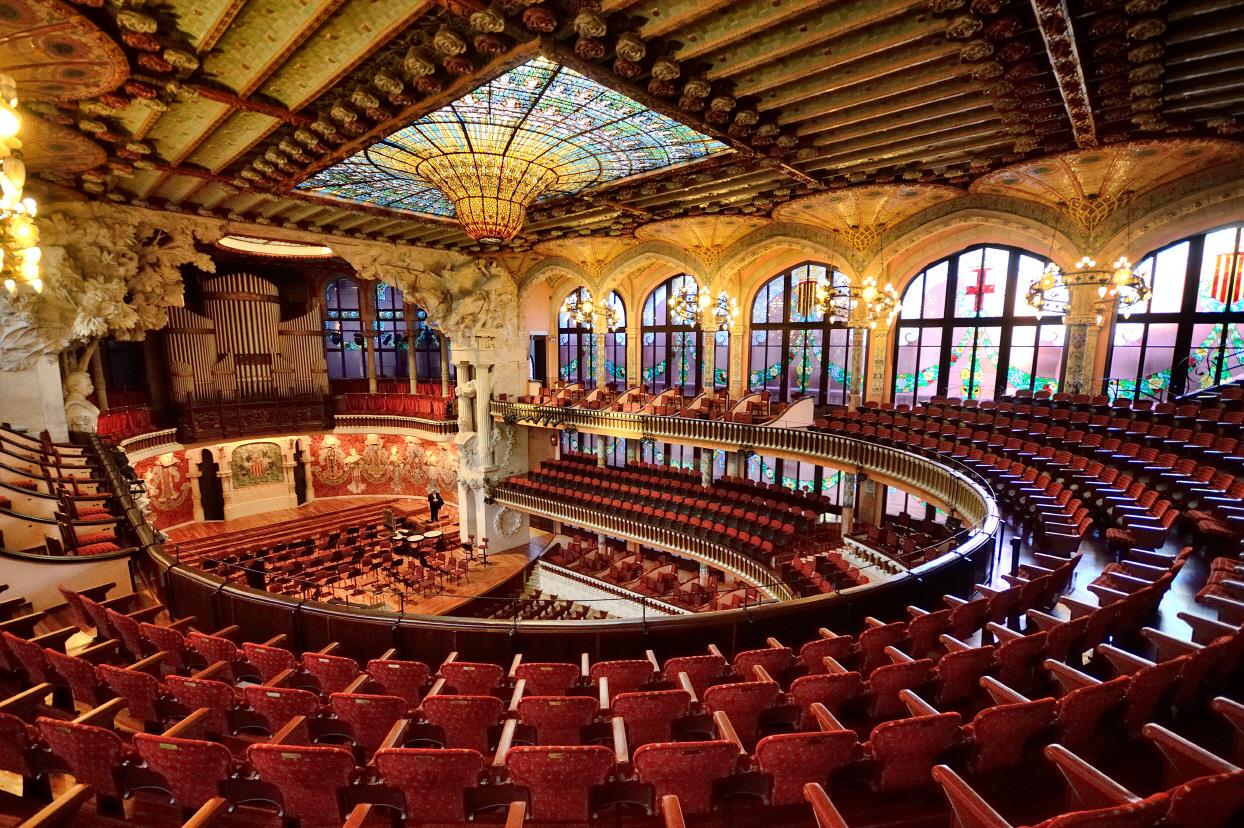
left=428, top=488, right=444, bottom=522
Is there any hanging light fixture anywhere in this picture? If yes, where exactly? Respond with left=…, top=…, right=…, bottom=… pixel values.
left=1027, top=256, right=1151, bottom=323
left=561, top=289, right=621, bottom=330
left=0, top=74, right=40, bottom=294
left=792, top=267, right=900, bottom=328
left=699, top=289, right=739, bottom=331
left=668, top=279, right=700, bottom=324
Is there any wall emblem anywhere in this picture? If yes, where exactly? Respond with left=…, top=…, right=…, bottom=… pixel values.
left=230, top=442, right=284, bottom=487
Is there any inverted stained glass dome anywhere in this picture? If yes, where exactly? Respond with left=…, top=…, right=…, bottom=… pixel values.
left=295, top=56, right=728, bottom=243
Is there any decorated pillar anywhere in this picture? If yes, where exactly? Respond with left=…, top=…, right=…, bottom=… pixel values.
left=440, top=338, right=452, bottom=396
left=839, top=470, right=858, bottom=534
left=624, top=438, right=638, bottom=464
left=700, top=448, right=713, bottom=487
left=866, top=323, right=891, bottom=404
left=1063, top=280, right=1113, bottom=395
left=89, top=345, right=109, bottom=411
left=595, top=437, right=607, bottom=467
left=729, top=325, right=747, bottom=400
left=699, top=306, right=716, bottom=396
left=849, top=327, right=867, bottom=409
left=593, top=308, right=608, bottom=389
left=404, top=302, right=418, bottom=393
left=626, top=317, right=641, bottom=388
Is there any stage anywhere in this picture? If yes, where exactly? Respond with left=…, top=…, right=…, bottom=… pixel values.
left=165, top=496, right=540, bottom=617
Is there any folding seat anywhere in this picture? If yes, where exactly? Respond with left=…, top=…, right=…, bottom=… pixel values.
left=37, top=716, right=127, bottom=811
left=633, top=739, right=741, bottom=814
left=962, top=694, right=1057, bottom=774
left=857, top=619, right=907, bottom=675
left=374, top=747, right=485, bottom=824
left=731, top=644, right=793, bottom=681
left=330, top=692, right=406, bottom=755
left=505, top=745, right=614, bottom=822
left=517, top=694, right=599, bottom=745
left=365, top=658, right=430, bottom=708
left=103, top=608, right=149, bottom=661
left=421, top=694, right=504, bottom=753
left=439, top=659, right=506, bottom=695
left=243, top=684, right=320, bottom=734
left=1142, top=723, right=1244, bottom=828
left=612, top=689, right=691, bottom=746
left=931, top=640, right=995, bottom=705
left=866, top=654, right=935, bottom=720
left=186, top=632, right=254, bottom=683
left=133, top=729, right=232, bottom=811
left=2, top=632, right=53, bottom=685
left=1047, top=666, right=1129, bottom=751
left=663, top=653, right=727, bottom=696
left=755, top=716, right=858, bottom=805
left=243, top=642, right=296, bottom=684
left=302, top=651, right=360, bottom=694
left=863, top=711, right=962, bottom=791
left=138, top=622, right=192, bottom=673
left=43, top=648, right=110, bottom=709
left=164, top=673, right=236, bottom=737
left=515, top=661, right=580, bottom=696
left=98, top=662, right=165, bottom=731
left=702, top=680, right=780, bottom=748
left=990, top=628, right=1049, bottom=694
left=247, top=743, right=355, bottom=826
left=946, top=596, right=992, bottom=640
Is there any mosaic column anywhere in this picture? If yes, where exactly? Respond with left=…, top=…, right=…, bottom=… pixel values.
left=699, top=307, right=717, bottom=396
left=849, top=327, right=867, bottom=409
left=89, top=345, right=109, bottom=411
left=700, top=448, right=713, bottom=487
left=405, top=303, right=418, bottom=394
left=867, top=323, right=891, bottom=403
left=729, top=325, right=746, bottom=400
left=627, top=318, right=641, bottom=388
left=839, top=471, right=858, bottom=534
left=440, top=338, right=452, bottom=396
left=1063, top=280, right=1113, bottom=395
left=593, top=309, right=608, bottom=389
left=596, top=438, right=607, bottom=467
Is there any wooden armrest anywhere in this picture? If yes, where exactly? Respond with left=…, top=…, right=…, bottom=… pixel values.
left=974, top=584, right=1000, bottom=599
left=646, top=649, right=661, bottom=672
left=76, top=640, right=120, bottom=664
left=660, top=794, right=687, bottom=828
left=128, top=652, right=166, bottom=676
left=1033, top=552, right=1073, bottom=569
left=211, top=625, right=240, bottom=641
left=985, top=622, right=1022, bottom=643
left=1088, top=584, right=1130, bottom=606
left=73, top=697, right=126, bottom=728
left=907, top=606, right=930, bottom=618
left=707, top=644, right=725, bottom=661
left=765, top=637, right=784, bottom=651
left=930, top=766, right=1009, bottom=828
left=492, top=718, right=517, bottom=767
left=271, top=715, right=310, bottom=746
left=863, top=616, right=886, bottom=629
left=979, top=676, right=1031, bottom=706
left=266, top=668, right=294, bottom=688
left=580, top=653, right=590, bottom=679
left=816, top=627, right=838, bottom=639
left=191, top=661, right=231, bottom=681
left=1025, top=609, right=1063, bottom=632
left=1140, top=723, right=1239, bottom=785
left=126, top=605, right=166, bottom=624
left=425, top=677, right=445, bottom=699
left=377, top=719, right=409, bottom=753
left=162, top=708, right=213, bottom=740
left=943, top=595, right=968, bottom=609
left=900, top=689, right=939, bottom=717
left=1180, top=612, right=1242, bottom=645
left=671, top=671, right=700, bottom=706
left=17, top=783, right=92, bottom=828
left=168, top=617, right=196, bottom=632
left=315, top=642, right=340, bottom=656
left=1140, top=628, right=1199, bottom=660
left=507, top=679, right=526, bottom=715
left=1204, top=594, right=1244, bottom=624
left=506, top=654, right=522, bottom=679
left=1043, top=659, right=1100, bottom=692
left=938, top=634, right=972, bottom=653
left=0, top=683, right=53, bottom=721
left=177, top=797, right=229, bottom=828
left=98, top=594, right=140, bottom=612
left=342, top=674, right=369, bottom=694
left=504, top=800, right=526, bottom=828
left=1043, top=744, right=1139, bottom=810
left=29, top=628, right=76, bottom=653
left=612, top=715, right=628, bottom=765
left=752, top=665, right=774, bottom=684
left=885, top=645, right=914, bottom=664
left=75, top=583, right=117, bottom=602
left=260, top=634, right=288, bottom=647
left=802, top=782, right=849, bottom=828
left=0, top=612, right=47, bottom=638
left=809, top=702, right=847, bottom=733
left=1118, top=561, right=1167, bottom=579
left=1019, top=564, right=1055, bottom=576
left=598, top=677, right=610, bottom=713
left=713, top=710, right=745, bottom=755
left=1059, top=596, right=1098, bottom=618
left=1097, top=644, right=1156, bottom=676
left=822, top=656, right=850, bottom=675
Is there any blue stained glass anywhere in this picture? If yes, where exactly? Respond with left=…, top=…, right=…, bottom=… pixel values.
left=295, top=56, right=728, bottom=219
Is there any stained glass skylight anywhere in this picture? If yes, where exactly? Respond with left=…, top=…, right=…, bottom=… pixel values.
left=295, top=55, right=728, bottom=242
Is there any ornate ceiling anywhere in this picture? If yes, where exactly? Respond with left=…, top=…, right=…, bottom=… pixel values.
left=8, top=0, right=1244, bottom=255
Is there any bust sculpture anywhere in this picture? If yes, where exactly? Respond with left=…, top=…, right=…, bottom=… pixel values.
left=63, top=371, right=100, bottom=434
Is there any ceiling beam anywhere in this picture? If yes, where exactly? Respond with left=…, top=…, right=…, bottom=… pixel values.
left=1029, top=0, right=1096, bottom=148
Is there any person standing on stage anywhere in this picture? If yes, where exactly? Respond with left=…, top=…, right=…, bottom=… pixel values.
left=428, top=487, right=444, bottom=522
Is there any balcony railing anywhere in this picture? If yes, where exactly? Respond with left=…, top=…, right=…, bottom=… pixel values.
left=494, top=487, right=797, bottom=601
left=492, top=400, right=996, bottom=530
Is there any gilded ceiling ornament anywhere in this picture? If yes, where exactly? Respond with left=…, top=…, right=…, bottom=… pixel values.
left=330, top=103, right=358, bottom=125
left=1124, top=0, right=1165, bottom=12
left=971, top=62, right=1003, bottom=80
left=1128, top=63, right=1162, bottom=82
left=1129, top=43, right=1163, bottom=63
left=522, top=6, right=557, bottom=33
left=574, top=10, right=607, bottom=38
left=403, top=47, right=437, bottom=78
left=615, top=32, right=645, bottom=63
left=709, top=95, right=735, bottom=112
left=651, top=57, right=680, bottom=81
left=350, top=88, right=380, bottom=110
left=116, top=10, right=157, bottom=33
left=927, top=0, right=967, bottom=12
left=683, top=77, right=711, bottom=98
left=373, top=71, right=404, bottom=97
left=163, top=49, right=198, bottom=72
left=734, top=109, right=759, bottom=126
left=1127, top=18, right=1166, bottom=39
left=944, top=16, right=983, bottom=39
left=959, top=40, right=994, bottom=61
left=574, top=38, right=605, bottom=60
left=469, top=9, right=506, bottom=33
left=433, top=27, right=467, bottom=56
left=969, top=0, right=1004, bottom=13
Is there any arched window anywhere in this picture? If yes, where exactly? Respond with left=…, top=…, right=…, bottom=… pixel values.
left=642, top=274, right=705, bottom=395
left=748, top=262, right=865, bottom=405
left=1106, top=223, right=1244, bottom=401
left=324, top=277, right=366, bottom=380
left=603, top=291, right=627, bottom=388
left=892, top=245, right=1063, bottom=406
left=374, top=282, right=407, bottom=379
left=558, top=287, right=596, bottom=387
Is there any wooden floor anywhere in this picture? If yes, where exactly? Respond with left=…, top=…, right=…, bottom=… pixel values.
left=164, top=496, right=544, bottom=617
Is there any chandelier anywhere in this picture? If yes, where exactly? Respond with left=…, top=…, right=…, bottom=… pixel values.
left=1027, top=256, right=1151, bottom=323
left=793, top=270, right=900, bottom=329
left=668, top=281, right=739, bottom=330
left=561, top=289, right=620, bottom=330
left=0, top=74, right=39, bottom=294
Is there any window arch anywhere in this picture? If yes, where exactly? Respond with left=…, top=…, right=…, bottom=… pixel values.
left=1106, top=223, right=1244, bottom=400
left=558, top=287, right=596, bottom=387
left=324, top=277, right=366, bottom=380
left=641, top=274, right=705, bottom=395
left=747, top=261, right=865, bottom=405
left=373, top=282, right=408, bottom=379
left=892, top=244, right=1064, bottom=406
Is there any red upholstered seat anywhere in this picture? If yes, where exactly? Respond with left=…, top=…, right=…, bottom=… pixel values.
left=865, top=712, right=962, bottom=791
left=44, top=649, right=108, bottom=708
left=366, top=658, right=430, bottom=708
left=247, top=743, right=354, bottom=824
left=0, top=712, right=37, bottom=781
left=98, top=663, right=164, bottom=725
left=702, top=680, right=780, bottom=748
left=756, top=729, right=858, bottom=805
left=243, top=642, right=296, bottom=684
left=440, top=660, right=504, bottom=695
left=515, top=661, right=580, bottom=696
left=733, top=646, right=793, bottom=680
left=790, top=672, right=864, bottom=725
left=187, top=632, right=245, bottom=682
left=798, top=636, right=857, bottom=674
left=329, top=692, right=406, bottom=754
left=613, top=689, right=692, bottom=746
left=374, top=747, right=485, bottom=824
left=2, top=632, right=51, bottom=684
left=867, top=658, right=935, bottom=720
left=505, top=744, right=614, bottom=822
left=1163, top=770, right=1244, bottom=828
left=663, top=653, right=727, bottom=697
left=1054, top=676, right=1129, bottom=749
left=302, top=651, right=360, bottom=694
left=165, top=674, right=236, bottom=737
left=518, top=694, right=599, bottom=746
left=37, top=717, right=126, bottom=797
left=139, top=622, right=190, bottom=672
left=633, top=739, right=740, bottom=814
left=133, top=732, right=232, bottom=808
left=104, top=607, right=146, bottom=659
left=243, top=684, right=319, bottom=733
left=421, top=694, right=503, bottom=753
left=963, top=698, right=1057, bottom=773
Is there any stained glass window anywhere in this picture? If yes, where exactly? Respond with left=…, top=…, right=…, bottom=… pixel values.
left=604, top=292, right=627, bottom=387
left=642, top=274, right=705, bottom=395
left=411, top=308, right=447, bottom=383
left=892, top=245, right=1063, bottom=406
left=747, top=262, right=864, bottom=405
left=558, top=287, right=596, bottom=387
left=374, top=282, right=408, bottom=380
left=295, top=56, right=729, bottom=220
left=1106, top=223, right=1244, bottom=400
left=324, top=277, right=365, bottom=380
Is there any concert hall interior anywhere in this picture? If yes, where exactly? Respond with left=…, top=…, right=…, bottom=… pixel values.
left=3, top=0, right=1244, bottom=826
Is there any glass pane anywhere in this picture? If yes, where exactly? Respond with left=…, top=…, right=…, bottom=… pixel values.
left=1197, top=230, right=1238, bottom=312
left=1150, top=243, right=1188, bottom=313
left=1187, top=323, right=1225, bottom=391
left=787, top=329, right=823, bottom=398
left=900, top=273, right=924, bottom=320
left=922, top=262, right=948, bottom=318
left=1012, top=254, right=1048, bottom=317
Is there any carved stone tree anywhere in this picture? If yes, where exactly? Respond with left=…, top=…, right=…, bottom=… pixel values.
left=0, top=202, right=217, bottom=438
left=337, top=243, right=531, bottom=549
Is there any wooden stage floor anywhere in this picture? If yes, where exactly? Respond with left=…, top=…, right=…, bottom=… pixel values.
left=165, top=496, right=543, bottom=617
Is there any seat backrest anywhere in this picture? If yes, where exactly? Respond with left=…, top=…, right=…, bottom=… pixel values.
left=589, top=659, right=655, bottom=701
left=366, top=659, right=430, bottom=707
left=733, top=647, right=793, bottom=679
left=165, top=674, right=235, bottom=736
left=663, top=654, right=727, bottom=697
left=702, top=680, right=781, bottom=748
left=798, top=637, right=856, bottom=673
left=242, top=642, right=295, bottom=684
left=1055, top=676, right=1129, bottom=749
left=0, top=712, right=35, bottom=777
left=98, top=663, right=162, bottom=724
left=302, top=652, right=360, bottom=694
left=1042, top=793, right=1170, bottom=828
left=374, top=748, right=484, bottom=824
left=1162, top=769, right=1244, bottom=828
left=37, top=717, right=125, bottom=797
left=329, top=692, right=407, bottom=753
left=966, top=698, right=1056, bottom=774
left=934, top=645, right=995, bottom=705
left=612, top=689, right=692, bottom=746
left=867, top=712, right=962, bottom=792
left=518, top=695, right=599, bottom=746
left=755, top=729, right=858, bottom=806
left=867, top=659, right=934, bottom=719
left=243, top=684, right=320, bottom=733
left=790, top=672, right=864, bottom=726
left=439, top=660, right=504, bottom=695
left=43, top=649, right=103, bottom=708
left=421, top=694, right=504, bottom=754
left=515, top=661, right=580, bottom=696
left=133, top=732, right=232, bottom=808
left=247, top=743, right=355, bottom=822
left=2, top=632, right=49, bottom=684
left=633, top=740, right=740, bottom=815
left=505, top=745, right=614, bottom=822
left=139, top=622, right=188, bottom=671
